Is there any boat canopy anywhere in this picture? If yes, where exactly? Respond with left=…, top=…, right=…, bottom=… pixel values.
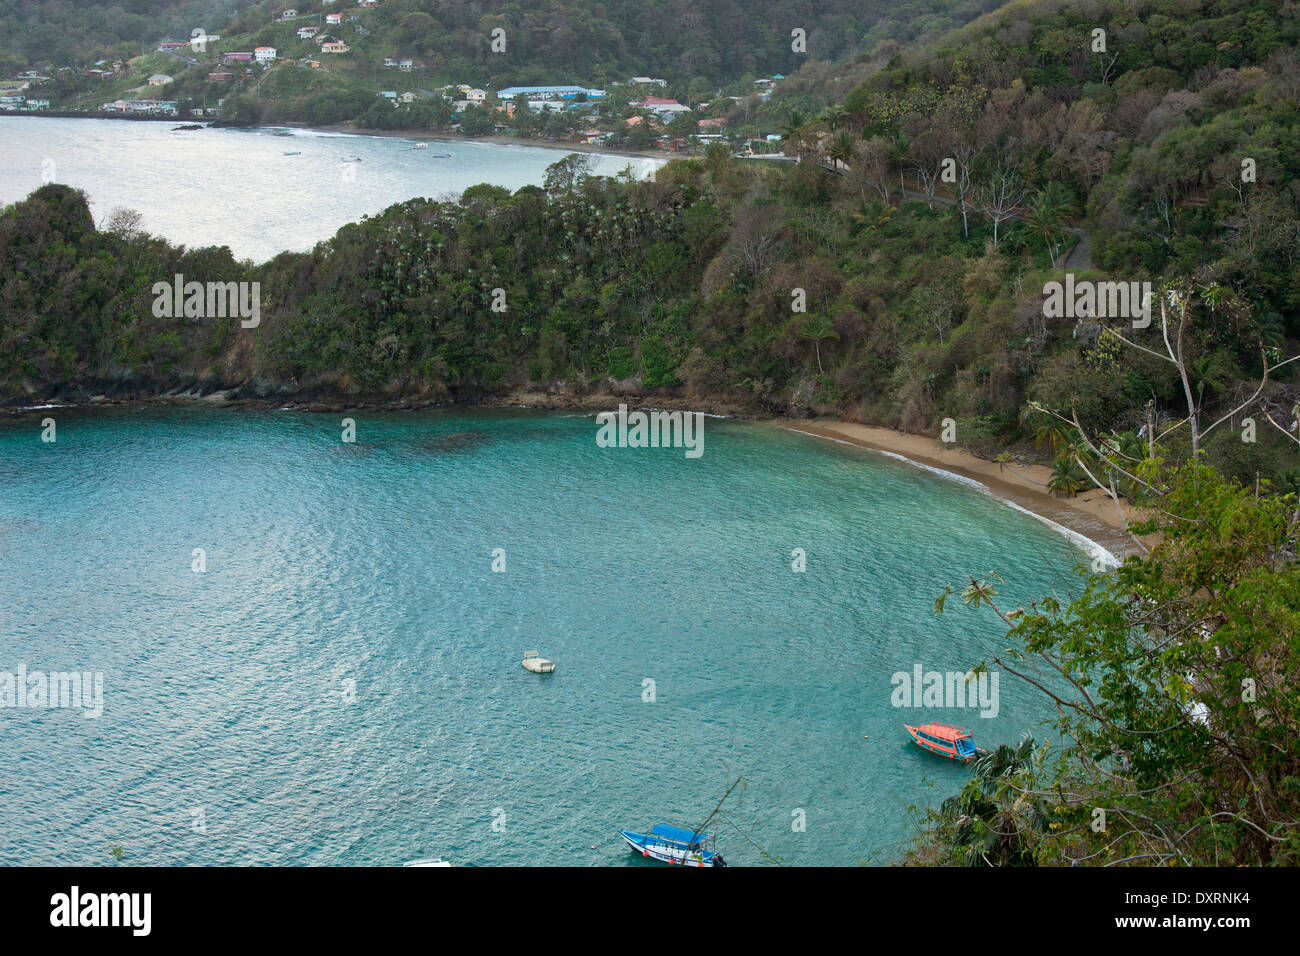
left=917, top=722, right=973, bottom=742
left=648, top=824, right=709, bottom=846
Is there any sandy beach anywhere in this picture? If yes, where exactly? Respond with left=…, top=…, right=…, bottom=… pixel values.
left=776, top=420, right=1150, bottom=560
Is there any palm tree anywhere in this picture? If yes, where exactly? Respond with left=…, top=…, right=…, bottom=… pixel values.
left=850, top=199, right=894, bottom=235
left=1091, top=430, right=1146, bottom=500
left=932, top=735, right=1050, bottom=867
left=1189, top=353, right=1229, bottom=410
left=780, top=111, right=806, bottom=153
left=889, top=133, right=909, bottom=192
left=1033, top=418, right=1072, bottom=454
left=1024, top=185, right=1074, bottom=268
left=1047, top=454, right=1086, bottom=497
left=828, top=129, right=855, bottom=171
left=820, top=104, right=847, bottom=131
left=797, top=314, right=839, bottom=375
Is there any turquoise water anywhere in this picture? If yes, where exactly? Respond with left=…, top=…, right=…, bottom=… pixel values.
left=0, top=117, right=653, bottom=262
left=0, top=407, right=1089, bottom=866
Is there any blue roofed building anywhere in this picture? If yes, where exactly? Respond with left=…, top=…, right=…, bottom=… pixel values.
left=495, top=85, right=605, bottom=101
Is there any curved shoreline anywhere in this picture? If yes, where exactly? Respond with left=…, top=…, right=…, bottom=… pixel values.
left=1, top=391, right=1144, bottom=561
left=774, top=420, right=1145, bottom=561
left=0, top=113, right=679, bottom=164
left=272, top=120, right=678, bottom=163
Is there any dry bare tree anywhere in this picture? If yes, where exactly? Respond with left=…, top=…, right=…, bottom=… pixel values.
left=975, top=166, right=1028, bottom=247
left=1029, top=280, right=1300, bottom=554
left=853, top=136, right=894, bottom=204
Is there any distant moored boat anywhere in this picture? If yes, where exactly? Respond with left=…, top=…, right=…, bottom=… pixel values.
left=521, top=650, right=554, bottom=673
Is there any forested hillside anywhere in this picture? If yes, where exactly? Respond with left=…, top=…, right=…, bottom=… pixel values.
left=0, top=0, right=996, bottom=82
left=3, top=0, right=1299, bottom=499
left=0, top=0, right=238, bottom=69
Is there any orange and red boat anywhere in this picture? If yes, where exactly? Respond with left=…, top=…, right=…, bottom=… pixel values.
left=905, top=722, right=987, bottom=762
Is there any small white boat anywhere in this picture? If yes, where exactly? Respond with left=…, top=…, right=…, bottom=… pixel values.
left=402, top=858, right=451, bottom=867
left=521, top=650, right=555, bottom=674
left=411, top=143, right=429, bottom=149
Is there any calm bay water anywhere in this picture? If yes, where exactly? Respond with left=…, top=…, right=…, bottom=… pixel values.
left=0, top=117, right=653, bottom=262
left=0, top=407, right=1090, bottom=866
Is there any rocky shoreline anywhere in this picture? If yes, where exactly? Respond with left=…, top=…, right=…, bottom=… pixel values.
left=1, top=382, right=767, bottom=417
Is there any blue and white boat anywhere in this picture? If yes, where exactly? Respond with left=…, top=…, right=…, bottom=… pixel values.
left=618, top=825, right=728, bottom=867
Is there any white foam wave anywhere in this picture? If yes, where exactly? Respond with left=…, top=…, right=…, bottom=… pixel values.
left=787, top=427, right=1119, bottom=567
left=1001, top=500, right=1119, bottom=568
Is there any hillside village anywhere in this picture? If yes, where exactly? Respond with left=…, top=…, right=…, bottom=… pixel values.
left=1, top=1, right=793, bottom=155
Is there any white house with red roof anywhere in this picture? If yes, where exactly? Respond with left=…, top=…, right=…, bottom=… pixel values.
left=631, top=96, right=690, bottom=117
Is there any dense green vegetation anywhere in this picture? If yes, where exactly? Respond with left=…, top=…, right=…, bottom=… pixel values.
left=0, top=188, right=248, bottom=392
left=917, top=462, right=1300, bottom=865
left=0, top=0, right=237, bottom=71
left=1, top=0, right=1000, bottom=113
